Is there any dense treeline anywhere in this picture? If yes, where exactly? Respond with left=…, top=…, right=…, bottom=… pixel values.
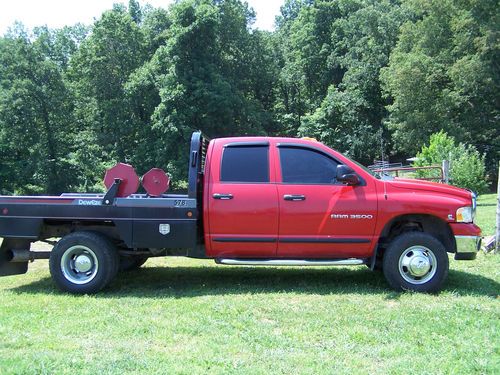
left=0, top=0, right=498, bottom=195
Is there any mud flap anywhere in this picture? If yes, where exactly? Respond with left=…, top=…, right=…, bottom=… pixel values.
left=0, top=238, right=30, bottom=277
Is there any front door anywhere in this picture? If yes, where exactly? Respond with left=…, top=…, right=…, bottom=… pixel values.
left=276, top=145, right=378, bottom=258
left=207, top=142, right=279, bottom=258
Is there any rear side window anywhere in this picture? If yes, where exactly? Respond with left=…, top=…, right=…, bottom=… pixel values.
left=221, top=146, right=269, bottom=183
left=279, top=147, right=339, bottom=184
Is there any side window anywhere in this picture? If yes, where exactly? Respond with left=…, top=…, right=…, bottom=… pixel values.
left=221, top=146, right=269, bottom=183
left=279, top=147, right=339, bottom=184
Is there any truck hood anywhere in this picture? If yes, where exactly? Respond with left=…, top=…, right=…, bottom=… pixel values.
left=387, top=178, right=471, bottom=200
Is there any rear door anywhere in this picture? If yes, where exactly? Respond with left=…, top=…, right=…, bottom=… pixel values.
left=276, top=144, right=377, bottom=258
left=207, top=141, right=279, bottom=258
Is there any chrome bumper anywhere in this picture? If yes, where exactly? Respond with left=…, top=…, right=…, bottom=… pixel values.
left=455, top=235, right=481, bottom=253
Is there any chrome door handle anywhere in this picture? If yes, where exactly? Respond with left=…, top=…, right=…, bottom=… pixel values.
left=284, top=194, right=305, bottom=201
left=213, top=193, right=233, bottom=200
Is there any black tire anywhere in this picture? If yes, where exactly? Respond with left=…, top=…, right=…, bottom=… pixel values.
left=49, top=231, right=119, bottom=294
left=383, top=232, right=449, bottom=293
left=119, top=255, right=148, bottom=272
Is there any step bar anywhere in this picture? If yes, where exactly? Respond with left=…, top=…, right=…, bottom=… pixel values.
left=216, top=258, right=366, bottom=266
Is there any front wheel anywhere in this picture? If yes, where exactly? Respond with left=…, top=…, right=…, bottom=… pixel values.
left=49, top=231, right=119, bottom=294
left=383, top=232, right=449, bottom=293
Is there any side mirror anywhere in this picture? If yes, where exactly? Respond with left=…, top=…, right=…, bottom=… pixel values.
left=336, top=165, right=360, bottom=186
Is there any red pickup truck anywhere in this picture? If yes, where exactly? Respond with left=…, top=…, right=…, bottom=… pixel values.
left=0, top=132, right=481, bottom=294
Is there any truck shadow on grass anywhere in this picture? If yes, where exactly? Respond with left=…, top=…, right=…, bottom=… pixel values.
left=9, top=266, right=499, bottom=298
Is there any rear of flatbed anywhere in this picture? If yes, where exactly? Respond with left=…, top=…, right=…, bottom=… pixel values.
left=0, top=132, right=208, bottom=293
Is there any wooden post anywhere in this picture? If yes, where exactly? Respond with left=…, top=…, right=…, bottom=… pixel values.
left=496, top=162, right=500, bottom=253
left=442, top=160, right=450, bottom=184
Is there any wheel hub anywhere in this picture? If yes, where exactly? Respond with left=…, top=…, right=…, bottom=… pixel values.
left=408, top=255, right=431, bottom=277
left=60, top=245, right=99, bottom=285
left=398, top=246, right=437, bottom=284
left=74, top=254, right=93, bottom=273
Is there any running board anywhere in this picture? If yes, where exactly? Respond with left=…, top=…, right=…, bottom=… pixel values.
left=216, top=258, right=365, bottom=266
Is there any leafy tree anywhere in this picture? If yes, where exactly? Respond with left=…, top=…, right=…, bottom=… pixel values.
left=141, top=6, right=171, bottom=55
left=274, top=0, right=340, bottom=134
left=245, top=30, right=282, bottom=134
left=0, top=30, right=75, bottom=194
left=277, top=0, right=408, bottom=164
left=129, top=0, right=143, bottom=24
left=276, top=0, right=313, bottom=28
left=381, top=0, right=499, bottom=175
left=0, top=0, right=496, bottom=195
left=67, top=5, right=148, bottom=186
left=140, top=0, right=268, bottom=182
left=32, top=24, right=88, bottom=70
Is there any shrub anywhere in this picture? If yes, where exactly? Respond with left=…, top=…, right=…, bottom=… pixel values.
left=413, top=131, right=489, bottom=193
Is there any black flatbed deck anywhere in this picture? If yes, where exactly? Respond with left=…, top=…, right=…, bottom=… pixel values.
left=0, top=193, right=198, bottom=248
left=0, top=132, right=207, bottom=254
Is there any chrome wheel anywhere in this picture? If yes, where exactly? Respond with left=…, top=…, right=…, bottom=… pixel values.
left=60, top=245, right=99, bottom=285
left=398, top=245, right=437, bottom=284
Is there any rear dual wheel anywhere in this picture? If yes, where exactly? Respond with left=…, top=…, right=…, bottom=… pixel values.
left=49, top=231, right=119, bottom=294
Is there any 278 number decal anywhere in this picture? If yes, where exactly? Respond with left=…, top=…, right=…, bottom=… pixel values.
left=174, top=200, right=187, bottom=207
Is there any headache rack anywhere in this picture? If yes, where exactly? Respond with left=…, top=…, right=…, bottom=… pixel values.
left=188, top=131, right=209, bottom=199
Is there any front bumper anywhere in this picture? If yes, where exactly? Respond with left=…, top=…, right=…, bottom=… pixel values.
left=454, top=235, right=481, bottom=260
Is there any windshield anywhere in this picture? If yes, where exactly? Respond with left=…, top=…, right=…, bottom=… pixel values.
left=341, top=154, right=383, bottom=179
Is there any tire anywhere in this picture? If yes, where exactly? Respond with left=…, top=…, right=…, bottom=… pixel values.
left=119, top=255, right=148, bottom=272
left=49, top=231, right=120, bottom=294
left=383, top=232, right=449, bottom=293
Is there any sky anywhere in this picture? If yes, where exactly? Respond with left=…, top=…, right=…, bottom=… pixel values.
left=0, top=0, right=284, bottom=35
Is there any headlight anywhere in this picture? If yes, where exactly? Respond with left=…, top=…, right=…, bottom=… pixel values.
left=456, top=206, right=473, bottom=223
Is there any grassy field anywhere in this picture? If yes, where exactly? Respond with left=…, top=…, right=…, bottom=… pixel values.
left=477, top=193, right=497, bottom=236
left=0, top=196, right=498, bottom=374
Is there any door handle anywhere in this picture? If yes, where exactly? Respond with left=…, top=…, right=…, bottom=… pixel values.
left=213, top=193, right=233, bottom=200
left=284, top=194, right=306, bottom=201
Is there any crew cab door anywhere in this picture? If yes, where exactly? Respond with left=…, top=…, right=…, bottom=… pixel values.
left=206, top=141, right=279, bottom=258
left=276, top=144, right=378, bottom=258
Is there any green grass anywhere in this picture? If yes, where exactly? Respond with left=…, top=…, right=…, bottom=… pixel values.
left=0, top=200, right=499, bottom=374
left=476, top=193, right=497, bottom=236
left=0, top=257, right=498, bottom=374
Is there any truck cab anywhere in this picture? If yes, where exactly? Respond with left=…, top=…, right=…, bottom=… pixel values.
left=204, top=136, right=378, bottom=259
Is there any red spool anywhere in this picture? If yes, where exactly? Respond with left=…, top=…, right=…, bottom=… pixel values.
left=142, top=168, right=170, bottom=196
left=103, top=163, right=140, bottom=198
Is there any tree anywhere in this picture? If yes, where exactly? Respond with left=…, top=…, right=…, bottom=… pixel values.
left=67, top=5, right=148, bottom=187
left=129, top=0, right=142, bottom=24
left=381, top=0, right=499, bottom=176
left=0, top=30, right=75, bottom=194
left=0, top=0, right=496, bottom=195
left=32, top=24, right=88, bottom=70
left=141, top=6, right=171, bottom=55
left=274, top=0, right=341, bottom=135
left=138, top=0, right=268, bottom=182
left=276, top=0, right=408, bottom=164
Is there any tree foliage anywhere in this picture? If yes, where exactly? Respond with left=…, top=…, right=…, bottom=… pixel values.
left=0, top=29, right=76, bottom=194
left=0, top=0, right=496, bottom=194
left=296, top=0, right=409, bottom=164
left=381, top=0, right=499, bottom=171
